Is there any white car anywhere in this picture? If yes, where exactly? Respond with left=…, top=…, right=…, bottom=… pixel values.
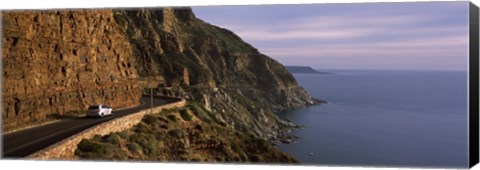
left=86, top=105, right=113, bottom=117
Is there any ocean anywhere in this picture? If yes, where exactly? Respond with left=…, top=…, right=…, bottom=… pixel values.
left=277, top=70, right=469, bottom=168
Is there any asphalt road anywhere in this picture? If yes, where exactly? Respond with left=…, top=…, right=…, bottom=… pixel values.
left=2, top=96, right=179, bottom=158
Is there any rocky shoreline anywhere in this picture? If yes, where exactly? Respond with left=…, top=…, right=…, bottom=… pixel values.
left=272, top=125, right=302, bottom=146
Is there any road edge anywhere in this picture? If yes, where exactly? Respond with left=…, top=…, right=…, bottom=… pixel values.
left=24, top=97, right=186, bottom=160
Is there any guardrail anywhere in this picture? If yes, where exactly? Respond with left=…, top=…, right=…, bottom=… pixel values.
left=26, top=96, right=186, bottom=160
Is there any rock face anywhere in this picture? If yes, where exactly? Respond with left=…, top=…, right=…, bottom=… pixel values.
left=2, top=10, right=141, bottom=130
left=2, top=7, right=321, bottom=156
left=113, top=8, right=321, bottom=140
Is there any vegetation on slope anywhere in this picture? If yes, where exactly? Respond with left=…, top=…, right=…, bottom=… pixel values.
left=75, top=103, right=297, bottom=163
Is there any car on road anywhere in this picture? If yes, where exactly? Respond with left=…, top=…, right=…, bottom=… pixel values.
left=86, top=104, right=113, bottom=117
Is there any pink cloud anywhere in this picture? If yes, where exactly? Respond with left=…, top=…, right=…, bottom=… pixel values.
left=234, top=28, right=375, bottom=40
left=260, top=35, right=468, bottom=58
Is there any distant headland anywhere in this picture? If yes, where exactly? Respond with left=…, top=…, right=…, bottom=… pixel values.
left=285, top=66, right=330, bottom=74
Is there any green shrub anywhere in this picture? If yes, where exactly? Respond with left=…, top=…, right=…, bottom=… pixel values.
left=75, top=139, right=109, bottom=159
left=179, top=109, right=192, bottom=121
left=130, top=133, right=149, bottom=145
left=134, top=122, right=152, bottom=134
left=128, top=133, right=160, bottom=155
left=126, top=143, right=141, bottom=153
left=168, top=129, right=183, bottom=138
left=76, top=139, right=105, bottom=153
left=103, top=133, right=121, bottom=145
left=166, top=115, right=177, bottom=122
left=117, top=131, right=130, bottom=139
left=231, top=143, right=242, bottom=154
left=259, top=139, right=271, bottom=149
left=142, top=142, right=158, bottom=156
left=143, top=114, right=158, bottom=124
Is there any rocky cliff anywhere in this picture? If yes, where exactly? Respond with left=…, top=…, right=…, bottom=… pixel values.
left=2, top=10, right=141, bottom=130
left=113, top=8, right=321, bottom=141
left=2, top=8, right=321, bottom=161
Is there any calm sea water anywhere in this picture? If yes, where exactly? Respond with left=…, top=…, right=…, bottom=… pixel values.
left=277, top=70, right=468, bottom=168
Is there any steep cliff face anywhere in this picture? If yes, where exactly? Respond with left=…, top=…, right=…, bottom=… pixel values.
left=116, top=8, right=297, bottom=88
left=112, top=8, right=321, bottom=140
left=2, top=8, right=321, bottom=159
left=2, top=10, right=141, bottom=130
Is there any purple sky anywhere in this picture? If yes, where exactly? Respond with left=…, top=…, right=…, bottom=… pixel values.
left=192, top=1, right=469, bottom=70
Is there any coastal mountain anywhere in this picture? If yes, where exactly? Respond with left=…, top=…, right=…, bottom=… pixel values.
left=285, top=66, right=329, bottom=74
left=113, top=8, right=321, bottom=139
left=2, top=8, right=321, bottom=161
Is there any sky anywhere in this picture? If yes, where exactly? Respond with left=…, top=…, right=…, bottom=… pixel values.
left=192, top=1, right=470, bottom=71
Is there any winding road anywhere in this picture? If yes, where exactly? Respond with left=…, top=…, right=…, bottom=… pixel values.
left=2, top=96, right=179, bottom=158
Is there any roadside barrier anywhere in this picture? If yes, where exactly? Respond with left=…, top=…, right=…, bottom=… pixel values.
left=26, top=96, right=186, bottom=160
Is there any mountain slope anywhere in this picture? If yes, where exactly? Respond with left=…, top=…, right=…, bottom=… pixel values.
left=2, top=8, right=321, bottom=161
left=113, top=8, right=321, bottom=140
